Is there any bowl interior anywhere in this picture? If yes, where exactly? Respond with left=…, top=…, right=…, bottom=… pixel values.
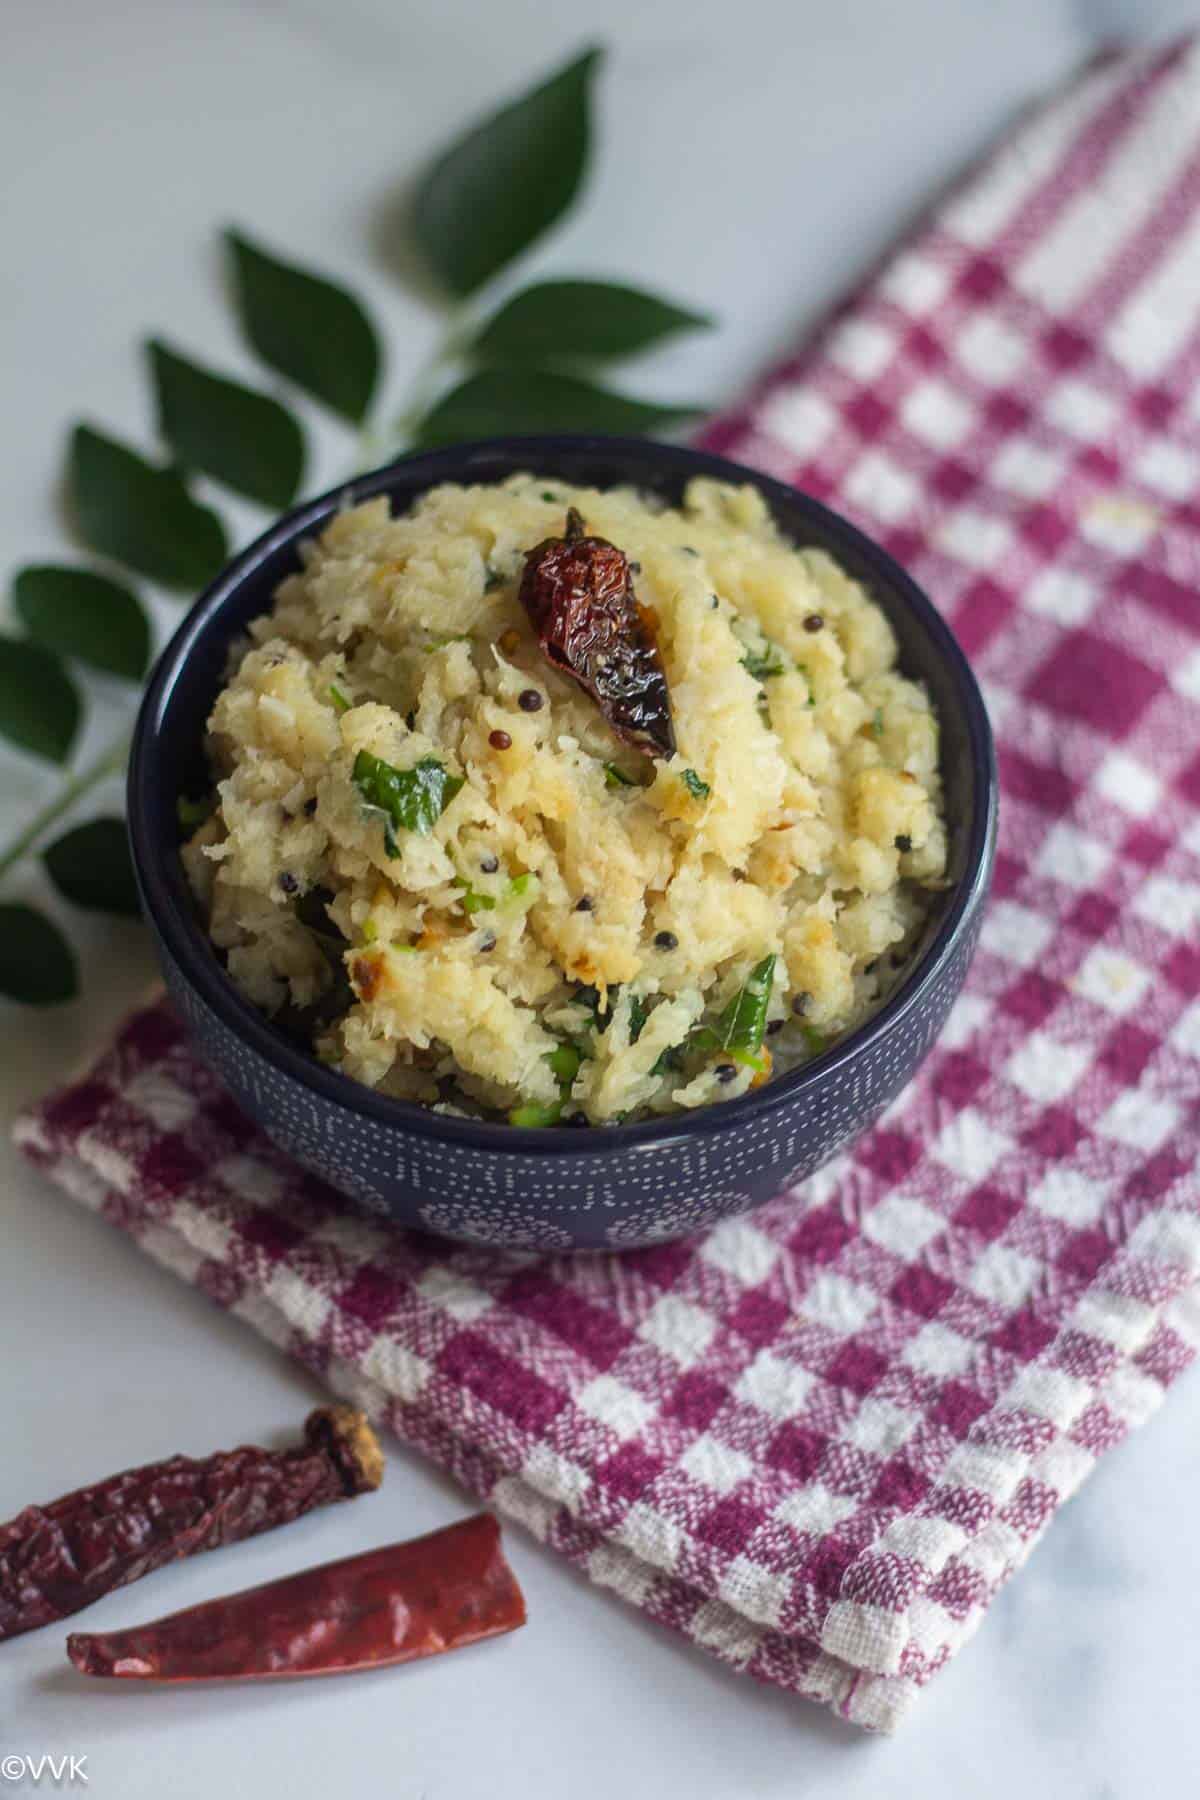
left=133, top=435, right=995, bottom=1148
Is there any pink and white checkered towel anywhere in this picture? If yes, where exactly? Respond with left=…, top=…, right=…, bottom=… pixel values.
left=15, top=37, right=1200, bottom=1731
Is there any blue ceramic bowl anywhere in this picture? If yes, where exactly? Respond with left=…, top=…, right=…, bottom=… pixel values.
left=127, top=437, right=997, bottom=1251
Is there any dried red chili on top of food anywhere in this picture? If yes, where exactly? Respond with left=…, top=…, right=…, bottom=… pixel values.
left=518, top=508, right=676, bottom=759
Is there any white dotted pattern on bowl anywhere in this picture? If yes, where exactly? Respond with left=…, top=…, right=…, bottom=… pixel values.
left=162, top=918, right=979, bottom=1250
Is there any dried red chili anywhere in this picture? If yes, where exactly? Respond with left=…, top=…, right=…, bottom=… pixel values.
left=519, top=508, right=676, bottom=759
left=0, top=1407, right=382, bottom=1644
left=67, top=1514, right=525, bottom=1682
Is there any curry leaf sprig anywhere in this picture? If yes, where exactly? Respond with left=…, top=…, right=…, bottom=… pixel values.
left=0, top=43, right=715, bottom=1005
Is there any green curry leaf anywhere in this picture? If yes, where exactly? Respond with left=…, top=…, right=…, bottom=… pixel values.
left=148, top=339, right=305, bottom=509
left=715, top=954, right=776, bottom=1067
left=692, top=954, right=776, bottom=1071
left=0, top=904, right=78, bottom=1006
left=0, top=638, right=81, bottom=764
left=414, top=368, right=701, bottom=449
left=226, top=228, right=381, bottom=423
left=352, top=749, right=464, bottom=853
left=413, top=47, right=602, bottom=297
left=473, top=280, right=713, bottom=362
left=67, top=425, right=227, bottom=592
left=13, top=566, right=149, bottom=682
left=44, top=817, right=140, bottom=916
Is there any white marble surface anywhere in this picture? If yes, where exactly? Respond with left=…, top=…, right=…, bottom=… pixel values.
left=2, top=0, right=1199, bottom=1792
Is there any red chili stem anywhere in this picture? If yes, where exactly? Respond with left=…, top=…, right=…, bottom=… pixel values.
left=67, top=1514, right=525, bottom=1682
left=1, top=1408, right=383, bottom=1644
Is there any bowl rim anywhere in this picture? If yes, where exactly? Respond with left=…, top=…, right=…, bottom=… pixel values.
left=128, top=433, right=998, bottom=1159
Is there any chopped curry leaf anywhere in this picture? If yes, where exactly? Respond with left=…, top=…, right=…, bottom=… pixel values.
left=680, top=767, right=710, bottom=799
left=702, top=953, right=776, bottom=1069
left=604, top=761, right=637, bottom=788
left=328, top=682, right=352, bottom=715
left=740, top=641, right=788, bottom=681
left=352, top=749, right=464, bottom=854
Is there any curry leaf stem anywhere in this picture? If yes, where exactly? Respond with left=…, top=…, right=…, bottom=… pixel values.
left=391, top=306, right=477, bottom=448
left=0, top=730, right=130, bottom=885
